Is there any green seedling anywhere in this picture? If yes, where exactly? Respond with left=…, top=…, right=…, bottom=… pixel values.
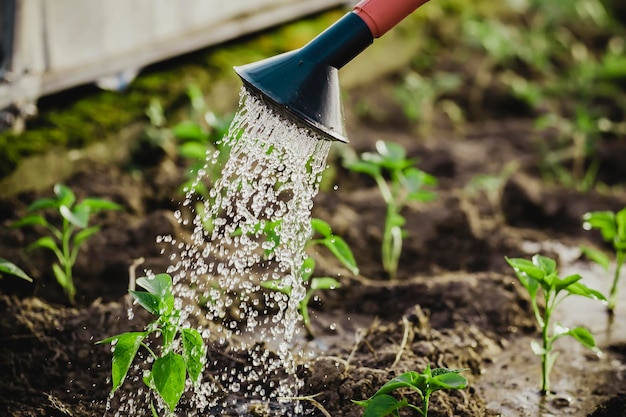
left=506, top=254, right=606, bottom=394
left=345, top=140, right=437, bottom=280
left=393, top=70, right=464, bottom=135
left=352, top=365, right=468, bottom=417
left=582, top=208, right=626, bottom=313
left=0, top=258, right=33, bottom=282
left=260, top=218, right=358, bottom=338
left=11, top=184, right=122, bottom=303
left=98, top=273, right=205, bottom=415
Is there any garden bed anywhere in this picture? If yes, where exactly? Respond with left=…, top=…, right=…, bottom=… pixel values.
left=1, top=1, right=626, bottom=416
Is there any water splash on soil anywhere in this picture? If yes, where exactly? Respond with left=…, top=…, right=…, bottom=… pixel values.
left=107, top=89, right=331, bottom=415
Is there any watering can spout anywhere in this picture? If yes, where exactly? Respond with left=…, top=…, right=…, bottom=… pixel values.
left=234, top=0, right=430, bottom=143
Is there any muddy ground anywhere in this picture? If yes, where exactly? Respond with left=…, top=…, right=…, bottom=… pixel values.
left=2, top=50, right=626, bottom=417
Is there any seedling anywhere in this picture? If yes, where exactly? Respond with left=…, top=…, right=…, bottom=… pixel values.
left=260, top=218, right=358, bottom=338
left=0, top=258, right=33, bottom=282
left=506, top=254, right=606, bottom=394
left=345, top=140, right=437, bottom=280
left=98, top=273, right=206, bottom=415
left=582, top=208, right=626, bottom=313
left=352, top=365, right=468, bottom=417
left=11, top=184, right=122, bottom=303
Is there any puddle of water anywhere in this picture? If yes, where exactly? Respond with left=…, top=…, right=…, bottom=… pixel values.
left=106, top=89, right=332, bottom=415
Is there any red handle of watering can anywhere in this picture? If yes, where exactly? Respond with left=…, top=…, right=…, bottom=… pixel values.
left=353, top=0, right=430, bottom=38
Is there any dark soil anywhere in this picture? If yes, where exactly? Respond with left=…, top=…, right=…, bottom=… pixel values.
left=2, top=71, right=626, bottom=417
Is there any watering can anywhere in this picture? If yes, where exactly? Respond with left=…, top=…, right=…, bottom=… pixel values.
left=234, top=0, right=430, bottom=143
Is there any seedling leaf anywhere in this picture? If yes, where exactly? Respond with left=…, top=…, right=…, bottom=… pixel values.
left=567, top=327, right=597, bottom=350
left=181, top=328, right=205, bottom=383
left=130, top=290, right=161, bottom=315
left=0, top=258, right=33, bottom=282
left=54, top=184, right=76, bottom=206
left=431, top=369, right=468, bottom=391
left=566, top=281, right=607, bottom=301
left=11, top=214, right=49, bottom=228
left=533, top=254, right=556, bottom=275
left=580, top=246, right=610, bottom=270
left=73, top=225, right=101, bottom=248
left=60, top=204, right=88, bottom=228
left=320, top=235, right=359, bottom=275
left=359, top=394, right=405, bottom=417
left=173, top=121, right=206, bottom=141
left=99, top=332, right=146, bottom=392
left=28, top=236, right=60, bottom=253
left=310, top=277, right=341, bottom=291
left=152, top=352, right=186, bottom=411
left=311, top=218, right=332, bottom=238
left=27, top=197, right=60, bottom=212
left=555, top=273, right=583, bottom=293
left=77, top=198, right=124, bottom=212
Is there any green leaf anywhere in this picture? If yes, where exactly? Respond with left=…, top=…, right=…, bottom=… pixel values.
left=567, top=327, right=597, bottom=351
left=77, top=198, right=123, bottom=212
left=181, top=328, right=205, bottom=384
left=356, top=394, right=405, bottom=417
left=580, top=246, right=611, bottom=270
left=301, top=257, right=316, bottom=282
left=431, top=369, right=468, bottom=391
left=533, top=254, right=556, bottom=275
left=0, top=258, right=33, bottom=282
left=60, top=205, right=88, bottom=229
left=130, top=290, right=161, bottom=315
left=311, top=218, right=332, bottom=238
left=11, top=214, right=49, bottom=228
left=96, top=332, right=146, bottom=392
left=369, top=371, right=420, bottom=398
left=261, top=280, right=292, bottom=295
left=173, top=121, right=207, bottom=142
left=73, top=225, right=101, bottom=248
left=346, top=160, right=382, bottom=178
left=506, top=257, right=544, bottom=287
left=555, top=273, right=583, bottom=293
left=152, top=352, right=187, bottom=412
left=179, top=141, right=209, bottom=160
left=310, top=277, right=341, bottom=291
left=27, top=197, right=60, bottom=212
left=321, top=235, right=359, bottom=276
left=583, top=211, right=616, bottom=241
left=616, top=208, right=626, bottom=243
left=52, top=263, right=70, bottom=289
left=137, top=274, right=173, bottom=299
left=27, top=236, right=60, bottom=254
left=54, top=184, right=76, bottom=207
left=566, top=281, right=607, bottom=301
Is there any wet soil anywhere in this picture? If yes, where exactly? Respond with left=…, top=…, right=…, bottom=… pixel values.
left=1, top=74, right=626, bottom=417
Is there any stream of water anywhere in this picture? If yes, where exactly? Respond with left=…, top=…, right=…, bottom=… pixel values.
left=108, top=89, right=331, bottom=416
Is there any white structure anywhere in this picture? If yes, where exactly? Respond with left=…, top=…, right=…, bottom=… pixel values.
left=0, top=0, right=348, bottom=113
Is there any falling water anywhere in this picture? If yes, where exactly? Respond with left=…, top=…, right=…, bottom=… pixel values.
left=106, top=88, right=332, bottom=416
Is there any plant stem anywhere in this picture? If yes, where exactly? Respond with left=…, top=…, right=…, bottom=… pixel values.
left=62, top=220, right=76, bottom=304
left=608, top=250, right=624, bottom=314
left=540, top=302, right=552, bottom=395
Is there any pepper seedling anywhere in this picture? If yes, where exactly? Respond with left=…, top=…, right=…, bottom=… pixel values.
left=11, top=184, right=122, bottom=303
left=506, top=254, right=606, bottom=394
left=98, top=273, right=206, bottom=415
left=582, top=208, right=626, bottom=313
left=345, top=140, right=437, bottom=280
left=352, top=365, right=468, bottom=417
left=260, top=218, right=359, bottom=338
